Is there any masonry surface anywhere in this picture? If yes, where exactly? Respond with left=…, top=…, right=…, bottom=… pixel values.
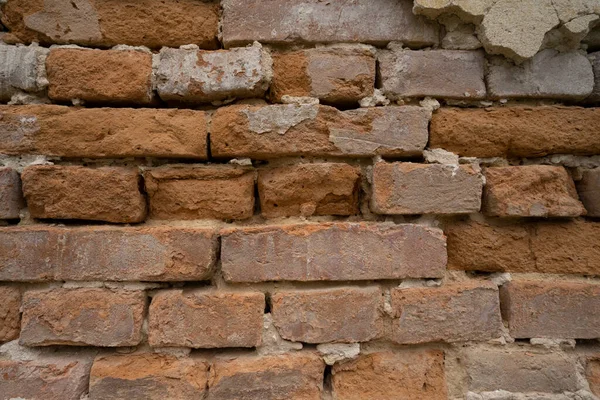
left=1, top=1, right=600, bottom=399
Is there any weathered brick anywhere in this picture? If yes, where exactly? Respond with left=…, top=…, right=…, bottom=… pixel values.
left=20, top=288, right=146, bottom=347
left=0, top=354, right=93, bottom=400
left=0, top=167, right=24, bottom=219
left=221, top=0, right=439, bottom=48
left=487, top=50, right=594, bottom=100
left=500, top=281, right=600, bottom=339
left=331, top=350, right=447, bottom=400
left=90, top=353, right=209, bottom=400
left=577, top=169, right=600, bottom=217
left=210, top=104, right=430, bottom=159
left=588, top=52, right=600, bottom=103
left=371, top=162, right=483, bottom=215
left=447, top=219, right=600, bottom=275
left=0, top=0, right=219, bottom=49
left=208, top=353, right=324, bottom=400
left=463, top=346, right=579, bottom=393
left=588, top=359, right=600, bottom=397
left=0, top=43, right=48, bottom=101
left=149, top=290, right=264, bottom=348
left=46, top=48, right=153, bottom=104
left=379, top=49, right=486, bottom=99
left=22, top=165, right=146, bottom=223
left=258, top=163, right=360, bottom=218
left=0, top=105, right=209, bottom=159
left=221, top=223, right=447, bottom=282
left=271, top=46, right=376, bottom=105
left=0, top=286, right=20, bottom=342
left=156, top=44, right=271, bottom=104
left=483, top=166, right=586, bottom=217
left=429, top=106, right=600, bottom=158
left=271, top=287, right=382, bottom=343
left=389, top=282, right=503, bottom=344
left=0, top=226, right=217, bottom=282
left=144, top=166, right=256, bottom=220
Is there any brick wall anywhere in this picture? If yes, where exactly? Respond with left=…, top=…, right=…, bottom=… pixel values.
left=1, top=1, right=600, bottom=399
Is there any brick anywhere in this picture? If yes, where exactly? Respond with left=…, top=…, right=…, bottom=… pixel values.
left=371, top=162, right=483, bottom=215
left=0, top=43, right=48, bottom=101
left=0, top=0, right=219, bottom=49
left=331, top=350, right=447, bottom=400
left=0, top=167, right=24, bottom=219
left=483, top=166, right=586, bottom=217
left=144, top=166, right=256, bottom=220
left=208, top=353, right=324, bottom=400
left=0, top=286, right=20, bottom=342
left=487, top=50, right=594, bottom=100
left=379, top=49, right=486, bottom=99
left=588, top=359, right=600, bottom=397
left=149, top=290, right=264, bottom=348
left=577, top=169, right=600, bottom=216
left=271, top=287, right=382, bottom=343
left=221, top=223, right=447, bottom=282
left=0, top=226, right=218, bottom=282
left=22, top=165, right=146, bottom=223
left=0, top=355, right=93, bottom=400
left=429, top=106, right=600, bottom=158
left=20, top=288, right=146, bottom=347
left=463, top=346, right=579, bottom=393
left=500, top=281, right=600, bottom=339
left=90, top=353, right=209, bottom=400
left=221, top=0, right=439, bottom=48
left=156, top=44, right=271, bottom=104
left=589, top=52, right=600, bottom=102
left=211, top=105, right=430, bottom=159
left=271, top=46, right=376, bottom=105
left=257, top=163, right=360, bottom=218
left=447, top=219, right=600, bottom=275
left=46, top=48, right=153, bottom=104
left=389, top=282, right=503, bottom=344
left=0, top=105, right=209, bottom=159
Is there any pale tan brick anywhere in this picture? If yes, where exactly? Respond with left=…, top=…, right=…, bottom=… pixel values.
left=22, top=165, right=146, bottom=223
left=271, top=287, right=382, bottom=343
left=20, top=288, right=146, bottom=347
left=221, top=223, right=447, bottom=282
left=149, top=290, right=264, bottom=349
left=371, top=162, right=483, bottom=215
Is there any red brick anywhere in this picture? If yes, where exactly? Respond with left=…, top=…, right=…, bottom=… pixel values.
left=0, top=105, right=209, bottom=159
left=0, top=355, right=93, bottom=400
left=389, top=282, right=503, bottom=344
left=144, top=166, right=256, bottom=220
left=20, top=288, right=146, bottom=347
left=271, top=46, right=376, bottom=105
left=483, top=166, right=585, bottom=217
left=446, top=219, right=600, bottom=275
left=257, top=163, right=360, bottom=218
left=210, top=104, right=430, bottom=159
left=500, top=281, right=600, bottom=339
left=577, top=168, right=600, bottom=217
left=90, top=353, right=209, bottom=400
left=0, top=226, right=217, bottom=282
left=0, top=167, right=23, bottom=219
left=21, top=165, right=146, bottom=223
left=149, top=290, right=264, bottom=349
left=271, top=287, right=382, bottom=343
left=331, top=350, right=447, bottom=400
left=429, top=106, right=600, bottom=158
left=588, top=359, right=600, bottom=397
left=46, top=48, right=153, bottom=105
left=0, top=0, right=219, bottom=49
left=0, top=286, right=20, bottom=342
left=221, top=223, right=447, bottom=282
left=371, top=162, right=483, bottom=215
left=208, top=353, right=324, bottom=400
